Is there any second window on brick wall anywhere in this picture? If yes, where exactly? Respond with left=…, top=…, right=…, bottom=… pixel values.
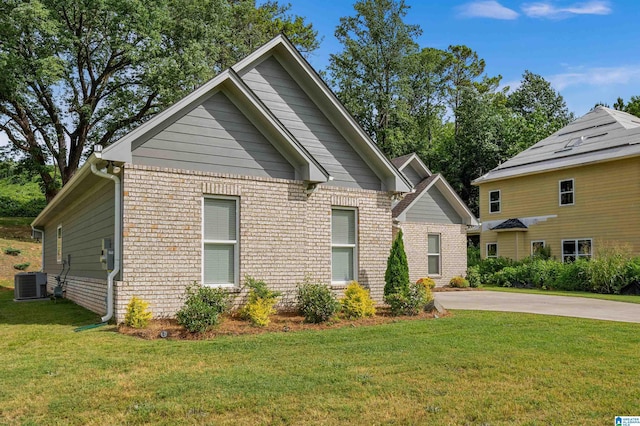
left=427, top=234, right=441, bottom=275
left=331, top=208, right=357, bottom=283
left=203, top=196, right=238, bottom=286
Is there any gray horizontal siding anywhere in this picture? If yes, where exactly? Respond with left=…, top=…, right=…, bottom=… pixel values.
left=406, top=186, right=462, bottom=224
left=242, top=56, right=382, bottom=190
left=132, top=92, right=295, bottom=180
left=43, top=176, right=115, bottom=280
left=402, top=165, right=424, bottom=187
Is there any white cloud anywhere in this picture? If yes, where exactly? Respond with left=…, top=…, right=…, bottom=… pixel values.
left=457, top=1, right=519, bottom=20
left=522, top=1, right=611, bottom=19
left=548, top=65, right=640, bottom=91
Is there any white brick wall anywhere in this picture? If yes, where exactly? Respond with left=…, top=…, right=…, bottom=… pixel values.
left=115, top=164, right=393, bottom=322
left=393, top=222, right=468, bottom=287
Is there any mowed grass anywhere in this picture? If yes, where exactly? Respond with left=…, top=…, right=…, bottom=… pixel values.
left=2, top=281, right=639, bottom=425
left=483, top=285, right=640, bottom=304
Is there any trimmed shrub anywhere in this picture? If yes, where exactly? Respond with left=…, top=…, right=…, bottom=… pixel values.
left=124, top=296, right=153, bottom=329
left=297, top=279, right=340, bottom=323
left=449, top=275, right=469, bottom=288
left=466, top=266, right=481, bottom=288
left=13, top=262, right=30, bottom=271
left=384, top=229, right=410, bottom=297
left=240, top=276, right=281, bottom=327
left=416, top=277, right=436, bottom=290
left=4, top=247, right=21, bottom=256
left=341, top=281, right=376, bottom=319
left=386, top=281, right=433, bottom=316
left=176, top=283, right=232, bottom=333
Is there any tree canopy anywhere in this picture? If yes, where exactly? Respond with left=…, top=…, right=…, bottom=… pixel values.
left=0, top=0, right=318, bottom=200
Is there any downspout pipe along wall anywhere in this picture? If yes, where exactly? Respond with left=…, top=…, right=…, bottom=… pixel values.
left=90, top=162, right=121, bottom=323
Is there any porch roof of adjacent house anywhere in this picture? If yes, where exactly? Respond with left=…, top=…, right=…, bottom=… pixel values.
left=473, top=106, right=640, bottom=185
left=491, top=218, right=528, bottom=231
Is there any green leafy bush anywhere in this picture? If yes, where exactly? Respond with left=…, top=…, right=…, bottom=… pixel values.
left=13, top=262, right=30, bottom=270
left=240, top=276, right=281, bottom=327
left=588, top=245, right=632, bottom=294
left=296, top=279, right=340, bottom=323
left=124, top=296, right=153, bottom=329
left=416, top=277, right=436, bottom=289
left=176, top=283, right=232, bottom=333
left=466, top=266, right=481, bottom=288
left=553, top=258, right=590, bottom=292
left=449, top=275, right=469, bottom=288
left=4, top=247, right=21, bottom=256
left=386, top=281, right=433, bottom=316
left=340, top=281, right=376, bottom=319
left=467, top=245, right=481, bottom=267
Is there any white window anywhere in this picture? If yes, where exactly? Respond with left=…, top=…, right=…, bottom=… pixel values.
left=489, top=190, right=501, bottom=213
left=56, top=225, right=63, bottom=264
left=562, top=239, right=592, bottom=263
left=202, top=197, right=239, bottom=286
left=531, top=240, right=545, bottom=256
left=331, top=208, right=357, bottom=283
left=486, top=243, right=498, bottom=258
left=428, top=234, right=441, bottom=275
left=559, top=179, right=574, bottom=206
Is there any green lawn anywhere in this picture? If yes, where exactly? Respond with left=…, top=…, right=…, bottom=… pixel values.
left=2, top=280, right=639, bottom=425
left=483, top=285, right=640, bottom=304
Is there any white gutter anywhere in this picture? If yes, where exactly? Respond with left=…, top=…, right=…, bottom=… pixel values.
left=90, top=161, right=121, bottom=323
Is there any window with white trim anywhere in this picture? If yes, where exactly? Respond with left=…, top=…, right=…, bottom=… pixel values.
left=486, top=242, right=498, bottom=258
left=427, top=234, right=441, bottom=275
left=489, top=190, right=501, bottom=213
left=203, top=197, right=239, bottom=286
left=56, top=225, right=63, bottom=264
left=562, top=239, right=592, bottom=263
left=331, top=208, right=357, bottom=283
left=559, top=179, right=574, bottom=206
left=531, top=240, right=545, bottom=256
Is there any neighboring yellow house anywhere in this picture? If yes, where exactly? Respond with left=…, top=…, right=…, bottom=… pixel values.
left=473, top=106, right=640, bottom=261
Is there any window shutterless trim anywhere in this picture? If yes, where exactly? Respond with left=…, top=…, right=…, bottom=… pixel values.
left=427, top=233, right=441, bottom=276
left=559, top=178, right=575, bottom=206
left=531, top=240, right=545, bottom=256
left=56, top=224, right=63, bottom=264
left=561, top=238, right=592, bottom=262
left=331, top=207, right=358, bottom=284
left=202, top=195, right=239, bottom=287
left=486, top=242, right=498, bottom=258
left=489, top=190, right=501, bottom=214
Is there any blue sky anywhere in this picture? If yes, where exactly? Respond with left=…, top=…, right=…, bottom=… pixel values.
left=285, top=0, right=639, bottom=116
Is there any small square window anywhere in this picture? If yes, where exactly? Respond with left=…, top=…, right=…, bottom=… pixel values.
left=489, top=190, right=501, bottom=213
left=559, top=179, right=574, bottom=205
left=531, top=240, right=546, bottom=256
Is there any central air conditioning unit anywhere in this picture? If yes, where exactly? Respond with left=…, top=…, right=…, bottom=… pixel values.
left=14, top=272, right=48, bottom=301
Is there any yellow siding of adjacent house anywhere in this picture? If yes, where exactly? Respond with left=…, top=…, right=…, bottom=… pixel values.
left=478, top=157, right=640, bottom=260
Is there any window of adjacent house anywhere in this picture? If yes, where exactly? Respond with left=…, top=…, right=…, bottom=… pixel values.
left=489, top=190, right=501, bottom=213
left=203, top=197, right=239, bottom=286
left=559, top=179, right=574, bottom=205
left=56, top=225, right=63, bottom=264
left=486, top=243, right=498, bottom=258
left=561, top=239, right=592, bottom=263
left=427, top=234, right=441, bottom=275
left=332, top=208, right=357, bottom=283
left=531, top=240, right=546, bottom=256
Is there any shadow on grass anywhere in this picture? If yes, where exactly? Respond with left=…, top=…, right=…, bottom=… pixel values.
left=0, top=286, right=102, bottom=326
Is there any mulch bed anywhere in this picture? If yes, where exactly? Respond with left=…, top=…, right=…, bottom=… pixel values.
left=118, top=307, right=448, bottom=340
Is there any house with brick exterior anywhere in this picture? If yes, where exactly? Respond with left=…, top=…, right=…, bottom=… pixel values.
left=31, top=35, right=414, bottom=322
left=391, top=154, right=478, bottom=286
left=473, top=106, right=640, bottom=261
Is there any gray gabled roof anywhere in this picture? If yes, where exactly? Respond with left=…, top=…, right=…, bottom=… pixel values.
left=491, top=218, right=528, bottom=231
left=473, top=106, right=640, bottom=184
left=391, top=152, right=432, bottom=179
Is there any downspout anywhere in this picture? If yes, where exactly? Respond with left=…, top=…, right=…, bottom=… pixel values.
left=90, top=162, right=121, bottom=323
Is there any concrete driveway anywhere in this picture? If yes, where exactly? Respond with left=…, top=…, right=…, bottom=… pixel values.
left=435, top=291, right=640, bottom=323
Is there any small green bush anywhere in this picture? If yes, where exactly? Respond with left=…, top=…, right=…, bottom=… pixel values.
left=13, top=262, right=30, bottom=271
left=449, top=275, right=469, bottom=288
left=4, top=247, right=21, bottom=256
left=296, top=279, right=340, bottom=323
left=386, top=281, right=433, bottom=316
left=588, top=244, right=632, bottom=294
left=467, top=245, right=481, bottom=267
left=176, top=283, right=232, bottom=333
left=124, top=296, right=153, bottom=329
left=466, top=266, right=481, bottom=288
left=240, top=276, right=281, bottom=327
left=340, top=281, right=376, bottom=319
left=552, top=258, right=590, bottom=291
left=416, top=277, right=436, bottom=289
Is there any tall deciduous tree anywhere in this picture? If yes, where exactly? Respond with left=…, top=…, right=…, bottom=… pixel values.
left=0, top=0, right=318, bottom=201
left=327, top=0, right=421, bottom=158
